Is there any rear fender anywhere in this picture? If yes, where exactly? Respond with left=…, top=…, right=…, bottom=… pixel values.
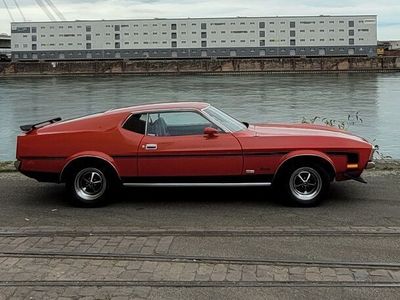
left=60, top=151, right=120, bottom=182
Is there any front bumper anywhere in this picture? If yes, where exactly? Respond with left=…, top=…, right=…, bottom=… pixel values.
left=365, top=161, right=375, bottom=169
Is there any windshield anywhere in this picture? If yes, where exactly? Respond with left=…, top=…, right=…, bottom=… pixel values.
left=203, top=106, right=247, bottom=132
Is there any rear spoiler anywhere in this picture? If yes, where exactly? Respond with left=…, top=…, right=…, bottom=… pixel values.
left=20, top=117, right=62, bottom=132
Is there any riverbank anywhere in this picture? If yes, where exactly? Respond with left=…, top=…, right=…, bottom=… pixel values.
left=1, top=57, right=400, bottom=76
left=1, top=160, right=399, bottom=173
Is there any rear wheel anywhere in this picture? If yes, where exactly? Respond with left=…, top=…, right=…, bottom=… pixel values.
left=279, top=163, right=330, bottom=207
left=67, top=166, right=111, bottom=207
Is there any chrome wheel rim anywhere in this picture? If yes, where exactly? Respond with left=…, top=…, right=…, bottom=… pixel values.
left=289, top=167, right=322, bottom=201
left=74, top=168, right=106, bottom=201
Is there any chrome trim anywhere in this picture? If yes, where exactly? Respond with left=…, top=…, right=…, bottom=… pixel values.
left=123, top=182, right=272, bottom=187
left=366, top=161, right=375, bottom=169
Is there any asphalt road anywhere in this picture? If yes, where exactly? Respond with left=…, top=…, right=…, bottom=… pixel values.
left=0, top=170, right=399, bottom=228
left=0, top=170, right=399, bottom=299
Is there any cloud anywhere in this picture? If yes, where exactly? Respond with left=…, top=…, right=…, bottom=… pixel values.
left=1, top=0, right=399, bottom=39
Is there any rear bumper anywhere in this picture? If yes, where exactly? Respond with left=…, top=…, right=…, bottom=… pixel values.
left=19, top=170, right=60, bottom=183
left=14, top=160, right=21, bottom=171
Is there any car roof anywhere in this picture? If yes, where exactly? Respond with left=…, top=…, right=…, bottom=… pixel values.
left=107, top=102, right=210, bottom=115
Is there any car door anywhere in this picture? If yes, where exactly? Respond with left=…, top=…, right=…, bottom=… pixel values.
left=138, top=110, right=243, bottom=177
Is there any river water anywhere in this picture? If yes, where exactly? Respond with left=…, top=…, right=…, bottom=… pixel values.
left=0, top=73, right=399, bottom=160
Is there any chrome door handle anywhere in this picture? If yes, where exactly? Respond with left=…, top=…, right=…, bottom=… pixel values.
left=145, top=144, right=158, bottom=150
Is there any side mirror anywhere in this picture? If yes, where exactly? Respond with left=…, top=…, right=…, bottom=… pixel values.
left=204, top=127, right=218, bottom=137
left=242, top=122, right=249, bottom=128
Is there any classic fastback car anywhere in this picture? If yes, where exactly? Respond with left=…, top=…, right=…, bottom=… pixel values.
left=15, top=102, right=375, bottom=207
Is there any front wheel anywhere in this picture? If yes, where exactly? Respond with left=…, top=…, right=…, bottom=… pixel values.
left=280, top=164, right=330, bottom=207
left=67, top=167, right=109, bottom=207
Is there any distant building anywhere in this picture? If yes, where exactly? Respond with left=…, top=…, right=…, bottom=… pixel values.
left=10, top=15, right=377, bottom=61
left=378, top=40, right=400, bottom=50
left=0, top=33, right=11, bottom=60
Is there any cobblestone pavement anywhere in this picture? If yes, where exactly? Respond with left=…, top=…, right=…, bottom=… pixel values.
left=0, top=227, right=400, bottom=299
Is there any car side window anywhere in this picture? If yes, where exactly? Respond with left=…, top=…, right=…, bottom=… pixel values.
left=147, top=111, right=219, bottom=136
left=123, top=113, right=147, bottom=134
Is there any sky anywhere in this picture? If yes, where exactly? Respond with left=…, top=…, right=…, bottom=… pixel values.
left=0, top=0, right=399, bottom=40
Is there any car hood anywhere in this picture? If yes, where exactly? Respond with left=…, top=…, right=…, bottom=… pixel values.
left=250, top=123, right=368, bottom=143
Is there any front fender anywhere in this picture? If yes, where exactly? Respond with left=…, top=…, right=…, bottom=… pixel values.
left=275, top=150, right=337, bottom=177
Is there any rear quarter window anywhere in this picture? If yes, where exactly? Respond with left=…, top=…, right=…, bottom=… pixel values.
left=122, top=113, right=147, bottom=134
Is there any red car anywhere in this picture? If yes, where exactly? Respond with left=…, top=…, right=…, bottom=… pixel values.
left=15, top=102, right=375, bottom=207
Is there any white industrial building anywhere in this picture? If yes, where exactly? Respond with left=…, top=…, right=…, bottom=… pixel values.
left=10, top=15, right=377, bottom=60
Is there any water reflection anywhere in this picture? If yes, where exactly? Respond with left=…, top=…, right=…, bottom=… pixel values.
left=0, top=73, right=399, bottom=160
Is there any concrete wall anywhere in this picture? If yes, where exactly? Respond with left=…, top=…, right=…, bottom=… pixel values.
left=1, top=57, right=399, bottom=76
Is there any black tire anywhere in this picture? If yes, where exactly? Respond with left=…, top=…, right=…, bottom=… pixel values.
left=278, top=163, right=330, bottom=207
left=66, top=166, right=113, bottom=207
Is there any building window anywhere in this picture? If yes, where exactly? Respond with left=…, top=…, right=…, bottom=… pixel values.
left=32, top=27, right=37, bottom=33
left=171, top=24, right=177, bottom=30
left=259, top=31, right=265, bottom=37
left=329, top=29, right=334, bottom=32
left=32, top=35, right=37, bottom=41
left=32, top=44, right=37, bottom=50
left=290, top=21, right=295, bottom=28
left=122, top=24, right=129, bottom=28
left=86, top=25, right=91, bottom=32
left=259, top=22, right=265, bottom=28
left=171, top=32, right=177, bottom=39
left=124, top=33, right=129, bottom=36
left=269, top=21, right=274, bottom=25
left=115, top=42, right=120, bottom=48
left=96, top=33, right=100, bottom=36
left=260, top=40, right=265, bottom=46
left=68, top=26, right=72, bottom=29
left=201, top=23, right=207, bottom=29
left=59, top=26, right=63, bottom=29
left=320, top=30, right=325, bottom=32
left=86, top=34, right=91, bottom=41
left=115, top=33, right=120, bottom=40
left=358, top=29, right=369, bottom=32
left=201, top=41, right=207, bottom=47
left=349, top=29, right=354, bottom=36
left=290, top=30, right=295, bottom=37
left=349, top=20, right=354, bottom=27
left=86, top=43, right=91, bottom=49
left=201, top=32, right=207, bottom=38
left=115, top=25, right=120, bottom=31
left=349, top=38, right=354, bottom=45
left=171, top=41, right=177, bottom=47
left=290, top=39, right=296, bottom=46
